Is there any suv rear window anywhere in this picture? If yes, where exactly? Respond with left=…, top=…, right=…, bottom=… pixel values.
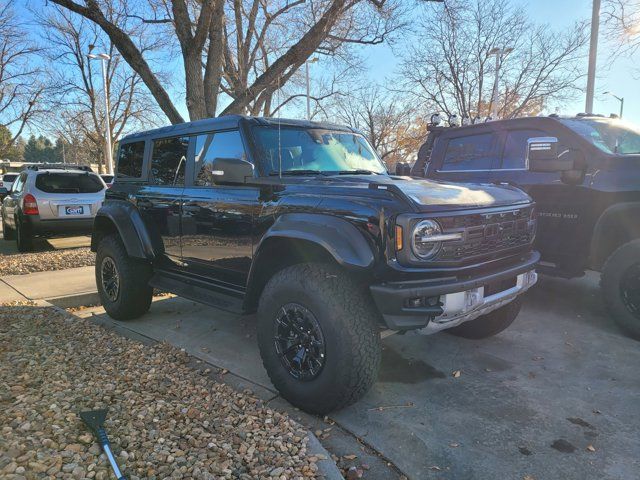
left=35, top=173, right=104, bottom=194
left=117, top=141, right=145, bottom=178
left=2, top=174, right=17, bottom=182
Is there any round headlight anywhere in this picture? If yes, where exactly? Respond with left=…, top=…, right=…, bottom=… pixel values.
left=411, top=219, right=442, bottom=259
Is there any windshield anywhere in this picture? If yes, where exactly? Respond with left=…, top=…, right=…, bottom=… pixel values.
left=559, top=118, right=640, bottom=155
left=2, top=174, right=17, bottom=182
left=252, top=126, right=387, bottom=175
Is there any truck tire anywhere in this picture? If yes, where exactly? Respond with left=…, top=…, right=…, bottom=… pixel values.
left=15, top=218, right=33, bottom=252
left=2, top=218, right=14, bottom=240
left=96, top=234, right=153, bottom=321
left=447, top=297, right=523, bottom=339
left=257, top=263, right=381, bottom=414
left=601, top=240, right=640, bottom=339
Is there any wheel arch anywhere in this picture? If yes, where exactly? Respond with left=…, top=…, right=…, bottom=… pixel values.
left=590, top=202, right=640, bottom=270
left=91, top=201, right=158, bottom=260
left=243, top=213, right=376, bottom=312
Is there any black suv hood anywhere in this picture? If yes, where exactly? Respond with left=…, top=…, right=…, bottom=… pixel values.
left=302, top=175, right=531, bottom=212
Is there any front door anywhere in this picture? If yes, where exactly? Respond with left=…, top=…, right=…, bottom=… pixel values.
left=180, top=130, right=260, bottom=289
left=486, top=128, right=591, bottom=270
left=136, top=136, right=189, bottom=269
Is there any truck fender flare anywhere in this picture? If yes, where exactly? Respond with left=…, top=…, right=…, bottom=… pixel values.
left=590, top=202, right=640, bottom=269
left=91, top=201, right=157, bottom=260
left=256, top=213, right=375, bottom=269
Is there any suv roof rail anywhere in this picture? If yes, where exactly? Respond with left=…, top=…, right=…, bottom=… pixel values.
left=25, top=163, right=93, bottom=172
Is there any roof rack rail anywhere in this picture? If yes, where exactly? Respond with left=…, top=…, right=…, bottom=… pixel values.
left=25, top=163, right=93, bottom=172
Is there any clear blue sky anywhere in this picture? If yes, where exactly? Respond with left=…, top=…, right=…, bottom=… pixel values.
left=343, top=0, right=639, bottom=123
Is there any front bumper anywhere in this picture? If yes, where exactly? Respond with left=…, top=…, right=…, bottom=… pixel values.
left=370, top=251, right=540, bottom=331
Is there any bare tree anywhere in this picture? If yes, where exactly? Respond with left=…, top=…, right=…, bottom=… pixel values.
left=37, top=5, right=163, bottom=172
left=0, top=2, right=45, bottom=157
left=602, top=0, right=640, bottom=56
left=329, top=85, right=427, bottom=170
left=398, top=0, right=588, bottom=120
left=49, top=0, right=404, bottom=123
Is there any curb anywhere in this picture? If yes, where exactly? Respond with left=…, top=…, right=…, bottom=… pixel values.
left=46, top=291, right=100, bottom=309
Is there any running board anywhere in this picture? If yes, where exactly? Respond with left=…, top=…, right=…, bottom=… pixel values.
left=149, top=272, right=244, bottom=314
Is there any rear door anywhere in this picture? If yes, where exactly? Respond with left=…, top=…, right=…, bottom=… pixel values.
left=428, top=130, right=499, bottom=184
left=136, top=136, right=189, bottom=269
left=33, top=172, right=105, bottom=220
left=180, top=129, right=259, bottom=289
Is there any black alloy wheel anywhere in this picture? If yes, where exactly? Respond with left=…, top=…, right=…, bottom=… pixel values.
left=274, top=303, right=326, bottom=381
left=100, top=256, right=120, bottom=302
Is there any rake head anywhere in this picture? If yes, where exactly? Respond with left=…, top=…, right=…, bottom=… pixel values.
left=80, top=409, right=108, bottom=433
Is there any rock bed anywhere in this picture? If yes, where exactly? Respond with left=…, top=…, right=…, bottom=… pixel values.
left=0, top=248, right=95, bottom=276
left=0, top=303, right=318, bottom=479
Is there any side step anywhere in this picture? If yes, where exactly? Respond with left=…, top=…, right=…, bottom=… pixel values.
left=149, top=272, right=244, bottom=314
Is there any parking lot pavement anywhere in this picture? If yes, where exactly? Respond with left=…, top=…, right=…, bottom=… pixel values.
left=72, top=272, right=640, bottom=480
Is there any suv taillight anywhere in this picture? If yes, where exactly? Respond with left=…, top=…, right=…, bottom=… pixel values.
left=23, top=194, right=39, bottom=215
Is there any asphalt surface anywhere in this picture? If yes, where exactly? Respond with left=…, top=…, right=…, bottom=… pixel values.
left=72, top=271, right=640, bottom=480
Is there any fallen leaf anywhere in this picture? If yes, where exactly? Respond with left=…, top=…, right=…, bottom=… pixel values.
left=343, top=454, right=357, bottom=460
left=532, top=356, right=544, bottom=361
left=452, top=370, right=461, bottom=378
left=430, top=466, right=442, bottom=471
left=449, top=443, right=459, bottom=448
left=524, top=476, right=535, bottom=480
left=586, top=445, right=596, bottom=452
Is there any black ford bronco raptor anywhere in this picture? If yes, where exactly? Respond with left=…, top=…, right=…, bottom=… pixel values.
left=92, top=115, right=539, bottom=413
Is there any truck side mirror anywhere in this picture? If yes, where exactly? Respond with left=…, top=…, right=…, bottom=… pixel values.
left=527, top=137, right=574, bottom=172
left=210, top=157, right=254, bottom=184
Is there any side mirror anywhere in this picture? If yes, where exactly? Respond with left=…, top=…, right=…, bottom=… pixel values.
left=210, top=157, right=254, bottom=184
left=0, top=187, right=8, bottom=201
left=527, top=137, right=574, bottom=172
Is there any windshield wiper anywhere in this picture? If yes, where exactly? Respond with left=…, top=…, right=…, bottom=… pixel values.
left=336, top=169, right=381, bottom=175
left=268, top=170, right=324, bottom=176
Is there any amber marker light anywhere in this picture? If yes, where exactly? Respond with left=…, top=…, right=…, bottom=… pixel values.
left=395, top=225, right=404, bottom=251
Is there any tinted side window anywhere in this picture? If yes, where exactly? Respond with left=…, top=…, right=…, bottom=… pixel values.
left=117, top=141, right=145, bottom=179
left=150, top=136, right=189, bottom=186
left=501, top=129, right=546, bottom=169
left=441, top=133, right=497, bottom=171
left=35, top=173, right=104, bottom=193
left=193, top=131, right=246, bottom=186
left=12, top=174, right=25, bottom=193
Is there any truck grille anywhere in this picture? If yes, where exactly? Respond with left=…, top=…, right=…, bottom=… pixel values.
left=436, top=206, right=535, bottom=262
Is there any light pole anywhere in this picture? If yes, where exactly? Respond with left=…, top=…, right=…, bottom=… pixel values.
left=585, top=0, right=601, bottom=114
left=488, top=47, right=512, bottom=119
left=603, top=91, right=624, bottom=118
left=88, top=53, right=113, bottom=174
left=305, top=57, right=319, bottom=120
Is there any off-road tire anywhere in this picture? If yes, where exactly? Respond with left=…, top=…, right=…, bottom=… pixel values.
left=15, top=218, right=33, bottom=252
left=257, top=263, right=381, bottom=414
left=96, top=234, right=153, bottom=321
left=447, top=296, right=523, bottom=339
left=601, top=240, right=640, bottom=339
left=2, top=218, right=14, bottom=240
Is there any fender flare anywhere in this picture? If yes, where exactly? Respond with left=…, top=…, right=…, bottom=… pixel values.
left=590, top=202, right=640, bottom=269
left=91, top=201, right=158, bottom=260
left=256, top=213, right=375, bottom=269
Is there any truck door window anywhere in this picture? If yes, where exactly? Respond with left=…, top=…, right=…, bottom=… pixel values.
left=501, top=129, right=546, bottom=169
left=150, top=136, right=189, bottom=186
left=441, top=133, right=497, bottom=171
left=117, top=141, right=146, bottom=179
left=193, top=130, right=247, bottom=186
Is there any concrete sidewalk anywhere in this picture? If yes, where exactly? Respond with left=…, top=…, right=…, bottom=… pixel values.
left=0, top=265, right=97, bottom=306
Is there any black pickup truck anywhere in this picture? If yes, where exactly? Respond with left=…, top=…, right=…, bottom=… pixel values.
left=92, top=115, right=539, bottom=413
left=410, top=114, right=640, bottom=338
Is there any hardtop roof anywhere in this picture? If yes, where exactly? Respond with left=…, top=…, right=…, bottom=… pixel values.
left=120, top=115, right=358, bottom=143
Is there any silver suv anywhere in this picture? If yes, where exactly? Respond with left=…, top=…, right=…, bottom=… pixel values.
left=1, top=165, right=106, bottom=251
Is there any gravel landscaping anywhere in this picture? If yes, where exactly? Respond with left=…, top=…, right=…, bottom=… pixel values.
left=0, top=248, right=95, bottom=276
left=0, top=302, right=320, bottom=479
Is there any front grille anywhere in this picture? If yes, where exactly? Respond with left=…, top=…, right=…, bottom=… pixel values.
left=436, top=206, right=534, bottom=262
